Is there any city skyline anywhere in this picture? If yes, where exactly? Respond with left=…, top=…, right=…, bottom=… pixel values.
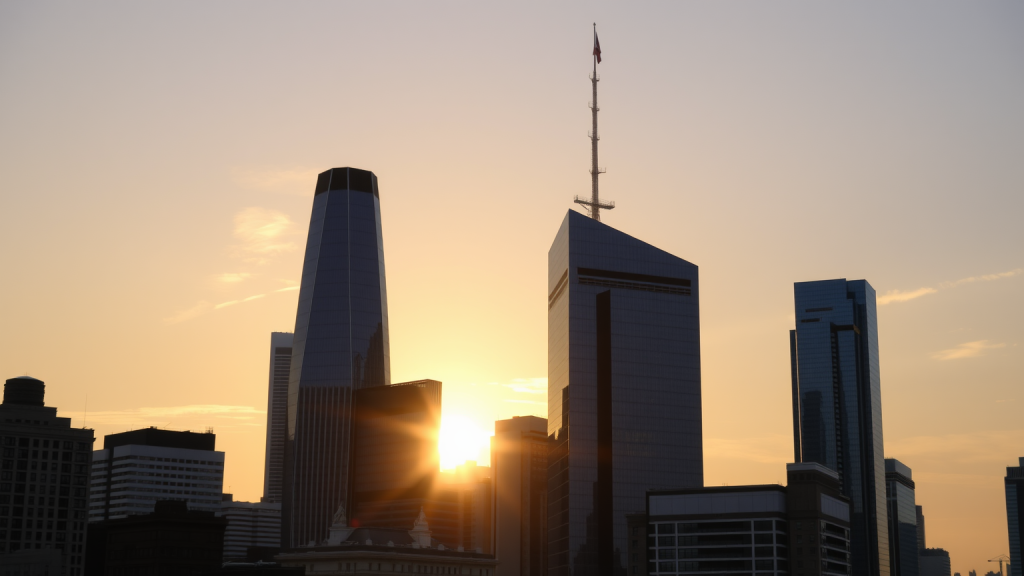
left=1, top=2, right=1022, bottom=574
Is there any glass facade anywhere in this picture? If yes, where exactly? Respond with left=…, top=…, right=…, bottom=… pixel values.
left=283, top=167, right=391, bottom=548
left=547, top=210, right=703, bottom=576
left=884, top=459, right=918, bottom=576
left=263, top=332, right=293, bottom=504
left=790, top=279, right=889, bottom=576
left=1007, top=458, right=1024, bottom=576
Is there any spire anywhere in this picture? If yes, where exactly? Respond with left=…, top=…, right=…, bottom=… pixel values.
left=575, top=23, right=615, bottom=221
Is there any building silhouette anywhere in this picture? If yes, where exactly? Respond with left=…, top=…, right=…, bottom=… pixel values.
left=1007, top=457, right=1024, bottom=576
left=790, top=279, right=889, bottom=576
left=88, top=427, right=223, bottom=522
left=262, top=332, right=292, bottom=504
left=0, top=376, right=95, bottom=576
left=492, top=415, right=547, bottom=576
left=885, top=458, right=919, bottom=576
left=283, top=167, right=391, bottom=548
left=920, top=548, right=952, bottom=576
left=547, top=210, right=703, bottom=576
left=219, top=493, right=281, bottom=561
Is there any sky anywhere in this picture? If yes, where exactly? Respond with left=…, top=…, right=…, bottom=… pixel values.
left=1, top=1, right=1022, bottom=572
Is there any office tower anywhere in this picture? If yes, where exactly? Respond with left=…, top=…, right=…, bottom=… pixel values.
left=787, top=462, right=853, bottom=576
left=1007, top=457, right=1024, bottom=576
left=0, top=376, right=95, bottom=576
left=442, top=461, right=493, bottom=554
left=348, top=380, right=448, bottom=542
left=263, top=331, right=293, bottom=504
left=218, top=494, right=281, bottom=561
left=88, top=428, right=224, bottom=521
left=84, top=500, right=227, bottom=575
left=920, top=548, right=952, bottom=576
left=885, top=459, right=919, bottom=576
left=547, top=210, right=703, bottom=576
left=790, top=278, right=889, bottom=576
left=492, top=415, right=547, bottom=576
left=283, top=166, right=392, bottom=548
left=917, top=505, right=925, bottom=552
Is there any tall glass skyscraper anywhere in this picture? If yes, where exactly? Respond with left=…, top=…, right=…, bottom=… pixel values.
left=885, top=458, right=918, bottom=576
left=547, top=210, right=703, bottom=576
left=283, top=167, right=391, bottom=548
left=1006, top=457, right=1024, bottom=576
left=263, top=331, right=293, bottom=504
left=790, top=279, right=889, bottom=576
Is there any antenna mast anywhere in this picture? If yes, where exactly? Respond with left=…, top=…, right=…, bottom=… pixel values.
left=575, top=23, right=615, bottom=221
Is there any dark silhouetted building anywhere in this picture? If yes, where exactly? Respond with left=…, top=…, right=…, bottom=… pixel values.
left=787, top=462, right=852, bottom=576
left=283, top=167, right=391, bottom=548
left=89, top=428, right=223, bottom=521
left=263, top=332, right=293, bottom=504
left=790, top=279, right=889, bottom=576
left=348, top=380, right=452, bottom=545
left=885, top=458, right=919, bottom=576
left=0, top=376, right=95, bottom=576
left=547, top=210, right=703, bottom=576
left=85, top=500, right=226, bottom=576
left=1007, top=457, right=1023, bottom=576
left=920, top=548, right=952, bottom=576
left=492, top=415, right=547, bottom=576
left=637, top=462, right=851, bottom=576
left=441, top=461, right=492, bottom=554
left=917, top=505, right=925, bottom=554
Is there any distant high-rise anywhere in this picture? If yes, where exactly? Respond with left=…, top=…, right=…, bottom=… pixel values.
left=283, top=167, right=391, bottom=548
left=885, top=458, right=919, bottom=576
left=263, top=331, right=292, bottom=504
left=492, top=415, right=547, bottom=576
left=790, top=279, right=890, bottom=576
left=1007, top=457, right=1024, bottom=576
left=547, top=210, right=703, bottom=576
left=89, top=428, right=224, bottom=522
left=0, top=376, right=95, bottom=576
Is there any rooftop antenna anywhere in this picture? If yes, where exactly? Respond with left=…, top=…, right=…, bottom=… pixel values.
left=575, top=23, right=615, bottom=221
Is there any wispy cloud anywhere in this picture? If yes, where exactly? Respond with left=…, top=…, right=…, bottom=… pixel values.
left=217, top=273, right=252, bottom=284
left=932, top=340, right=1006, bottom=361
left=233, top=207, right=298, bottom=262
left=277, top=285, right=300, bottom=292
left=877, top=287, right=937, bottom=306
left=879, top=267, right=1021, bottom=306
left=163, top=301, right=212, bottom=324
left=499, top=377, right=547, bottom=394
left=232, top=167, right=319, bottom=195
left=86, top=405, right=265, bottom=426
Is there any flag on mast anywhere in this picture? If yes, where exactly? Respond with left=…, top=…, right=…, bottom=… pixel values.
left=593, top=32, right=602, bottom=63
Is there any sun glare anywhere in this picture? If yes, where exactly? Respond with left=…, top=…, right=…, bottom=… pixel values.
left=438, top=414, right=490, bottom=471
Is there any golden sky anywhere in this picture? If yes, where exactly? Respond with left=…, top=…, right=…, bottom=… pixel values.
left=1, top=2, right=1022, bottom=573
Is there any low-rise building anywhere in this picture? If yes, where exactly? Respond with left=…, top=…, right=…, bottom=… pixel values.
left=219, top=494, right=282, bottom=561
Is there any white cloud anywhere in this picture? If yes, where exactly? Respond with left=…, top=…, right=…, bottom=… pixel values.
left=878, top=267, right=1020, bottom=306
left=217, top=273, right=252, bottom=283
left=86, top=404, right=265, bottom=426
left=932, top=340, right=1006, bottom=361
left=877, top=287, right=937, bottom=306
left=163, top=301, right=212, bottom=324
left=233, top=207, right=298, bottom=261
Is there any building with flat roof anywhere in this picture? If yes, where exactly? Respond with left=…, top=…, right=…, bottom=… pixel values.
left=89, top=427, right=224, bottom=521
left=1006, top=457, right=1024, bottom=576
left=885, top=458, right=919, bottom=576
left=790, top=279, right=890, bottom=576
left=920, top=547, right=952, bottom=576
left=491, top=415, right=547, bottom=576
left=219, top=494, right=281, bottom=561
left=0, top=376, right=95, bottom=576
left=547, top=210, right=703, bottom=576
left=263, top=332, right=292, bottom=505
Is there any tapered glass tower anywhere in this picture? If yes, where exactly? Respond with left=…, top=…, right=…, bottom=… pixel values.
left=790, top=279, right=889, bottom=576
left=282, top=167, right=391, bottom=548
left=547, top=210, right=703, bottom=576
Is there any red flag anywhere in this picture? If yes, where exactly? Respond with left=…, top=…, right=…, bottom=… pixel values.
left=593, top=33, right=602, bottom=63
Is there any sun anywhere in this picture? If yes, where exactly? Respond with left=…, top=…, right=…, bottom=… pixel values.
left=438, top=414, right=490, bottom=471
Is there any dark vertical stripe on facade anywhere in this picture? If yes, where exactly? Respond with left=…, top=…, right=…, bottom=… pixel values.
left=789, top=329, right=801, bottom=463
left=595, top=290, right=613, bottom=576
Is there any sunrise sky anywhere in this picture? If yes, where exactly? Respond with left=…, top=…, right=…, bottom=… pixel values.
left=1, top=2, right=1021, bottom=573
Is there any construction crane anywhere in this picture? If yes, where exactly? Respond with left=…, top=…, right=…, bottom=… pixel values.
left=989, top=554, right=1011, bottom=576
